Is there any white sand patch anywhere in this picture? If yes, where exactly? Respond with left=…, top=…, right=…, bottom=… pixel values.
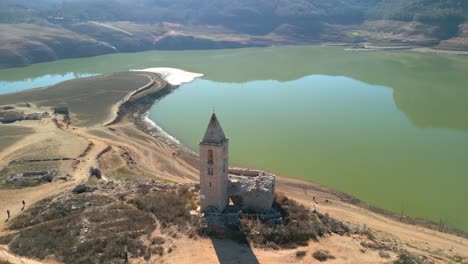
left=137, top=67, right=203, bottom=86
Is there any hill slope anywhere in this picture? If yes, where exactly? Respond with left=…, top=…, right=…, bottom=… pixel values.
left=0, top=0, right=467, bottom=68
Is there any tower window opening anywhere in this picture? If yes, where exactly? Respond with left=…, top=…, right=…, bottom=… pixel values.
left=208, top=149, right=214, bottom=164
left=208, top=167, right=213, bottom=175
left=209, top=182, right=212, bottom=188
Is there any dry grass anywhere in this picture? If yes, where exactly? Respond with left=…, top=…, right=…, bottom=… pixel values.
left=9, top=193, right=114, bottom=230
left=240, top=193, right=349, bottom=249
left=8, top=203, right=154, bottom=263
left=2, top=188, right=157, bottom=263
left=0, top=125, right=34, bottom=150
left=130, top=185, right=197, bottom=228
left=0, top=182, right=198, bottom=263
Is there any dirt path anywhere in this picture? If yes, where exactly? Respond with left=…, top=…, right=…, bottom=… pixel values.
left=0, top=126, right=108, bottom=232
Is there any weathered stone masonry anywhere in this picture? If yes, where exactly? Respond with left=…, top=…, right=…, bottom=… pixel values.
left=199, top=113, right=275, bottom=213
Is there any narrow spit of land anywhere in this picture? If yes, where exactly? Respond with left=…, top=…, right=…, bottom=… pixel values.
left=0, top=71, right=466, bottom=263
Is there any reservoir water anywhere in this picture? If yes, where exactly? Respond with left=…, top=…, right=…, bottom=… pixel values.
left=1, top=46, right=467, bottom=231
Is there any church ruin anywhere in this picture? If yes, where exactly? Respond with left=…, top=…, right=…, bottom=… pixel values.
left=199, top=113, right=275, bottom=213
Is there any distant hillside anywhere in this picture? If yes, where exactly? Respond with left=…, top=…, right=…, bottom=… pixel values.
left=0, top=0, right=467, bottom=68
left=1, top=0, right=466, bottom=32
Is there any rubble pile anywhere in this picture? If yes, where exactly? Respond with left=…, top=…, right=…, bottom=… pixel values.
left=228, top=168, right=276, bottom=212
left=5, top=170, right=58, bottom=186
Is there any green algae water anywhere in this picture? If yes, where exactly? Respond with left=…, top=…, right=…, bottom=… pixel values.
left=1, top=46, right=467, bottom=231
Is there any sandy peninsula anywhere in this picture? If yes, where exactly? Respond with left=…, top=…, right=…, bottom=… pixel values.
left=0, top=69, right=466, bottom=264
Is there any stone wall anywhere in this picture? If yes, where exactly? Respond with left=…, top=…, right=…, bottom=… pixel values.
left=229, top=167, right=263, bottom=177
left=228, top=172, right=275, bottom=213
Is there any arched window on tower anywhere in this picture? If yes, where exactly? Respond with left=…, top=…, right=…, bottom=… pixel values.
left=208, top=149, right=214, bottom=164
left=208, top=167, right=213, bottom=176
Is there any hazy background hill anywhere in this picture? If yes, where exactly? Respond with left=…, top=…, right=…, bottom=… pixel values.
left=1, top=0, right=467, bottom=68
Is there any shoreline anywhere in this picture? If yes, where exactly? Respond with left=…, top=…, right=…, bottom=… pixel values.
left=1, top=70, right=467, bottom=262
left=105, top=70, right=201, bottom=167
left=2, top=43, right=468, bottom=71
left=112, top=71, right=468, bottom=238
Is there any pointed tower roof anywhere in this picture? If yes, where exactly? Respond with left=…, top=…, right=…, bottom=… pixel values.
left=201, top=113, right=227, bottom=145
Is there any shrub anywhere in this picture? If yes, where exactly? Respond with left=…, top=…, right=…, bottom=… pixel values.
left=72, top=184, right=90, bottom=194
left=0, top=233, right=15, bottom=245
left=130, top=186, right=196, bottom=228
left=296, top=250, right=307, bottom=258
left=151, top=236, right=165, bottom=245
left=152, top=246, right=164, bottom=256
left=9, top=216, right=81, bottom=260
left=240, top=193, right=350, bottom=249
left=379, top=250, right=391, bottom=258
left=312, top=250, right=335, bottom=262
left=8, top=203, right=155, bottom=263
left=394, top=252, right=424, bottom=264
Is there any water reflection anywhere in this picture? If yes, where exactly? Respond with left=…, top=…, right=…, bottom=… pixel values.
left=1, top=46, right=468, bottom=230
left=0, top=46, right=467, bottom=130
left=149, top=76, right=468, bottom=231
left=0, top=73, right=96, bottom=94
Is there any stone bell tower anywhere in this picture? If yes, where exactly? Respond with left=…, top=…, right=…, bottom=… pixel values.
left=199, top=113, right=229, bottom=212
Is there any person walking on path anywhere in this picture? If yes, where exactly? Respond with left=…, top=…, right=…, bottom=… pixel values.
left=21, top=200, right=26, bottom=211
